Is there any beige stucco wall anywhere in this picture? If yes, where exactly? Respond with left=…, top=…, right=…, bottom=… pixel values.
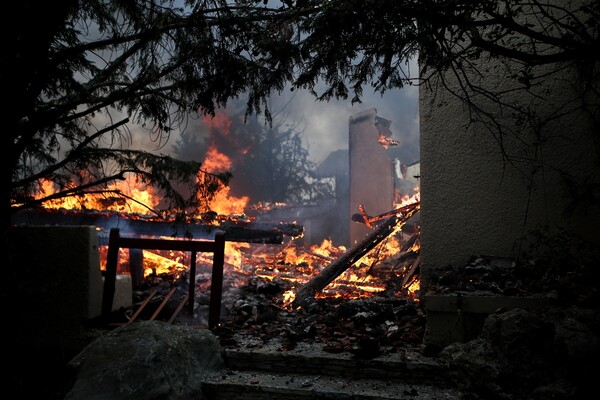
left=419, top=7, right=599, bottom=291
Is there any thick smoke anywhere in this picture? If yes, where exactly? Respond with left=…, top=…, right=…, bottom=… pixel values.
left=169, top=86, right=419, bottom=243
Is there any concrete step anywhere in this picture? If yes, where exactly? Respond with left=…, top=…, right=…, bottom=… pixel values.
left=202, top=342, right=462, bottom=400
left=202, top=370, right=462, bottom=400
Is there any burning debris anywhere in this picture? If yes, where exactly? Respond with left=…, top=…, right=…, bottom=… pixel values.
left=14, top=129, right=427, bottom=360
left=215, top=279, right=426, bottom=359
left=115, top=259, right=426, bottom=360
left=99, top=198, right=424, bottom=360
left=292, top=201, right=421, bottom=309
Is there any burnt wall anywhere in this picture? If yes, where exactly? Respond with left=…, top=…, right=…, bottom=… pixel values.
left=349, top=108, right=395, bottom=244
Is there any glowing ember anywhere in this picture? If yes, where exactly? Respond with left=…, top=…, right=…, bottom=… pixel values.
left=282, top=289, right=296, bottom=305
left=406, top=279, right=420, bottom=300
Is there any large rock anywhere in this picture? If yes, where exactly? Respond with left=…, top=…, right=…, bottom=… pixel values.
left=440, top=306, right=600, bottom=399
left=64, top=321, right=225, bottom=400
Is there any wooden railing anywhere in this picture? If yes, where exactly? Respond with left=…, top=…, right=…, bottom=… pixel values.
left=101, top=228, right=226, bottom=329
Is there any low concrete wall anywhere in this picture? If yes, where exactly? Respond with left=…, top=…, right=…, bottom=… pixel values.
left=422, top=294, right=556, bottom=348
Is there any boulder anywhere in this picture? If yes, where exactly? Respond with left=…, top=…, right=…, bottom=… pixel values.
left=64, top=321, right=225, bottom=400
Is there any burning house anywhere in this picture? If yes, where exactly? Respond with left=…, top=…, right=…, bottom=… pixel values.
left=8, top=101, right=425, bottom=356
left=8, top=5, right=600, bottom=397
left=8, top=77, right=598, bottom=398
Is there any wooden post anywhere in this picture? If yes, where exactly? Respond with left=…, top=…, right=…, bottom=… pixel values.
left=129, top=248, right=144, bottom=289
left=188, top=251, right=197, bottom=317
left=209, top=231, right=226, bottom=330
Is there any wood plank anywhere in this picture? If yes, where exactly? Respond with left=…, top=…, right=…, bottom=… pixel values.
left=168, top=294, right=189, bottom=324
left=125, top=288, right=158, bottom=325
left=150, top=286, right=178, bottom=321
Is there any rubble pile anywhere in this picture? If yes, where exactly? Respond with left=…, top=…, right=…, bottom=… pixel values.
left=425, top=255, right=599, bottom=307
left=212, top=277, right=426, bottom=358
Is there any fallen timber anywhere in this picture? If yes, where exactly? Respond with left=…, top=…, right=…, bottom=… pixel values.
left=292, top=201, right=420, bottom=309
left=10, top=208, right=304, bottom=244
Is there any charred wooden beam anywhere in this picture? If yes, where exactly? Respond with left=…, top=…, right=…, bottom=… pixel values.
left=351, top=201, right=420, bottom=226
left=11, top=208, right=303, bottom=244
left=399, top=231, right=419, bottom=252
left=129, top=248, right=144, bottom=289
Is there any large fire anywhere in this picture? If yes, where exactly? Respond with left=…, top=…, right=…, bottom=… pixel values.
left=29, top=135, right=420, bottom=307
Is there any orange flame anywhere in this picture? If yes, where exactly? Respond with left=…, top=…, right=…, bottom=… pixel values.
left=35, top=175, right=159, bottom=214
left=197, top=145, right=249, bottom=216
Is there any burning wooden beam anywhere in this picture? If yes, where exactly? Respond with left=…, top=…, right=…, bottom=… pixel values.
left=292, top=202, right=420, bottom=309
